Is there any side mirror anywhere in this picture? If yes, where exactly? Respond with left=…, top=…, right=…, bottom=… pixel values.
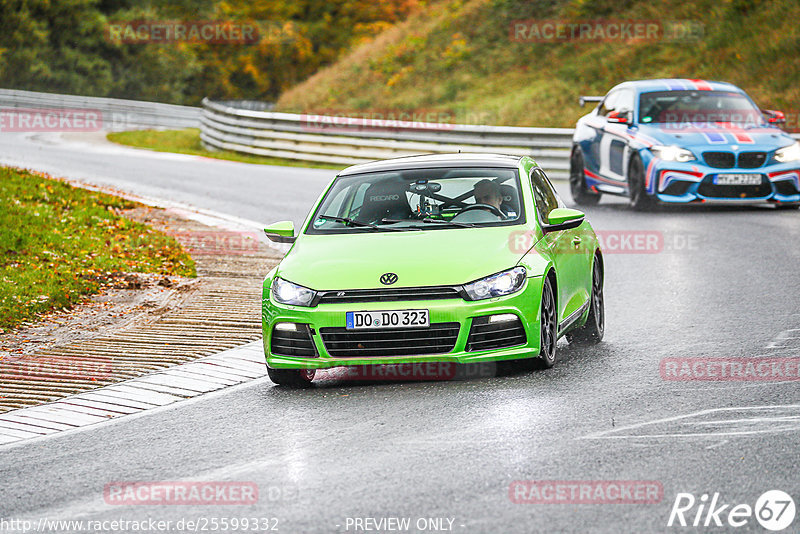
left=606, top=110, right=629, bottom=124
left=579, top=95, right=603, bottom=108
left=762, top=109, right=786, bottom=125
left=542, top=208, right=585, bottom=234
left=264, top=221, right=296, bottom=243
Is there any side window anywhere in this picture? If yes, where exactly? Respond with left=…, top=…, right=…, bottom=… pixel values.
left=348, top=182, right=372, bottom=215
left=531, top=168, right=559, bottom=224
left=323, top=187, right=349, bottom=217
left=597, top=91, right=619, bottom=117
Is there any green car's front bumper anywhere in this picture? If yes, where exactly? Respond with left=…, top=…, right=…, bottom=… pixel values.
left=262, top=276, right=545, bottom=369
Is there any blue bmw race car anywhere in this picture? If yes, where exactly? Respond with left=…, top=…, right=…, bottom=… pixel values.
left=571, top=79, right=800, bottom=210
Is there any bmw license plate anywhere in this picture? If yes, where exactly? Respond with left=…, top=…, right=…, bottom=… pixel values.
left=714, top=174, right=762, bottom=186
left=346, top=310, right=429, bottom=330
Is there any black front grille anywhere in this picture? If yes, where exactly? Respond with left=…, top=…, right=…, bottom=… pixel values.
left=316, top=286, right=462, bottom=305
left=774, top=180, right=799, bottom=196
left=466, top=316, right=527, bottom=352
left=703, top=152, right=735, bottom=168
left=738, top=152, right=767, bottom=169
left=270, top=324, right=317, bottom=357
left=320, top=322, right=460, bottom=357
left=697, top=176, right=771, bottom=199
left=661, top=181, right=693, bottom=196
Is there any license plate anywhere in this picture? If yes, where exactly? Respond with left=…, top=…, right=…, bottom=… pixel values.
left=714, top=174, right=762, bottom=186
left=346, top=310, right=429, bottom=330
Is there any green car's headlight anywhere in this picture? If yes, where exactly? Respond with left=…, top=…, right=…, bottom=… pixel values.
left=463, top=267, right=527, bottom=301
left=650, top=145, right=696, bottom=162
left=271, top=277, right=316, bottom=307
left=775, top=142, right=800, bottom=163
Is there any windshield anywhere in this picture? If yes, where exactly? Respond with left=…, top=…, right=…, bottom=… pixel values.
left=306, top=167, right=524, bottom=234
left=638, top=90, right=765, bottom=127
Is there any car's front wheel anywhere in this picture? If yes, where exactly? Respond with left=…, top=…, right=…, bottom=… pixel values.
left=628, top=154, right=655, bottom=211
left=535, top=276, right=558, bottom=369
left=567, top=255, right=604, bottom=345
left=267, top=367, right=315, bottom=388
left=570, top=148, right=601, bottom=206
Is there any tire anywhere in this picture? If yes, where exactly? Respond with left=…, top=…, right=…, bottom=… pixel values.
left=569, top=148, right=601, bottom=206
left=628, top=154, right=655, bottom=211
left=567, top=256, right=605, bottom=345
left=534, top=276, right=558, bottom=369
left=775, top=203, right=800, bottom=210
left=267, top=367, right=315, bottom=388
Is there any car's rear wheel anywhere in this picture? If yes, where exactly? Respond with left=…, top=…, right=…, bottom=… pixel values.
left=267, top=367, right=315, bottom=388
left=567, top=256, right=605, bottom=345
left=628, top=154, right=655, bottom=211
left=570, top=148, right=601, bottom=206
left=534, top=276, right=558, bottom=369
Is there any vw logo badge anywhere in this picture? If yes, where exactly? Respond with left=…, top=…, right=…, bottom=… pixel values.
left=380, top=272, right=398, bottom=285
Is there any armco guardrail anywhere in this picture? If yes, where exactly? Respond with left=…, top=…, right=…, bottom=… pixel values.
left=0, top=89, right=201, bottom=130
left=200, top=99, right=574, bottom=179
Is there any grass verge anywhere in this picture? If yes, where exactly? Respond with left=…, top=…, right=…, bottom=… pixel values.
left=276, top=0, right=800, bottom=128
left=107, top=129, right=346, bottom=170
left=0, top=167, right=196, bottom=332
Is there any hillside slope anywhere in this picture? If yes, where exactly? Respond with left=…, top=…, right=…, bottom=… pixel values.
left=276, top=0, right=800, bottom=127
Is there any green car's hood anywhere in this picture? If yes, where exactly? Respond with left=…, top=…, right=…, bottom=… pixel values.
left=277, top=226, right=528, bottom=290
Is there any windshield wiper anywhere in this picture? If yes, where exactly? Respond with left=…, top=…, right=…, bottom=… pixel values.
left=421, top=218, right=475, bottom=228
left=381, top=217, right=475, bottom=228
left=318, top=215, right=413, bottom=231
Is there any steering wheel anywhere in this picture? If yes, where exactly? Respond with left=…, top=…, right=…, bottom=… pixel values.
left=455, top=203, right=505, bottom=219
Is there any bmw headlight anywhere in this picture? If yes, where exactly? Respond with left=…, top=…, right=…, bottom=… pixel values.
left=775, top=142, right=800, bottom=163
left=271, top=277, right=316, bottom=307
left=650, top=145, right=696, bottom=162
left=463, top=267, right=527, bottom=301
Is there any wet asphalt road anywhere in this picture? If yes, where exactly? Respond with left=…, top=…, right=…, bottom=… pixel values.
left=1, top=132, right=799, bottom=533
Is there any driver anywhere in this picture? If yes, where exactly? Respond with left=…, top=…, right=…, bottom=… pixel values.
left=473, top=179, right=504, bottom=212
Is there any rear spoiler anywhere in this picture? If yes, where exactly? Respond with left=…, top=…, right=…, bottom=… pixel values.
left=579, top=96, right=603, bottom=107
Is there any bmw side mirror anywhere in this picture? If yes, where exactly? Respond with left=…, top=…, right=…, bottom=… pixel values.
left=542, top=208, right=585, bottom=234
left=264, top=221, right=296, bottom=243
left=762, top=109, right=786, bottom=125
left=606, top=111, right=630, bottom=124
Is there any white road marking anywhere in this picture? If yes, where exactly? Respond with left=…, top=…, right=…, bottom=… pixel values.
left=765, top=328, right=800, bottom=350
left=580, top=405, right=800, bottom=440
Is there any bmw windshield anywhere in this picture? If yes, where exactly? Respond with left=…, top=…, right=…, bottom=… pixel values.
left=306, top=167, right=525, bottom=234
left=638, top=90, right=766, bottom=127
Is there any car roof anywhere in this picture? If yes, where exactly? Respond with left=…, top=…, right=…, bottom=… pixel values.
left=338, top=153, right=524, bottom=176
left=608, top=78, right=743, bottom=94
